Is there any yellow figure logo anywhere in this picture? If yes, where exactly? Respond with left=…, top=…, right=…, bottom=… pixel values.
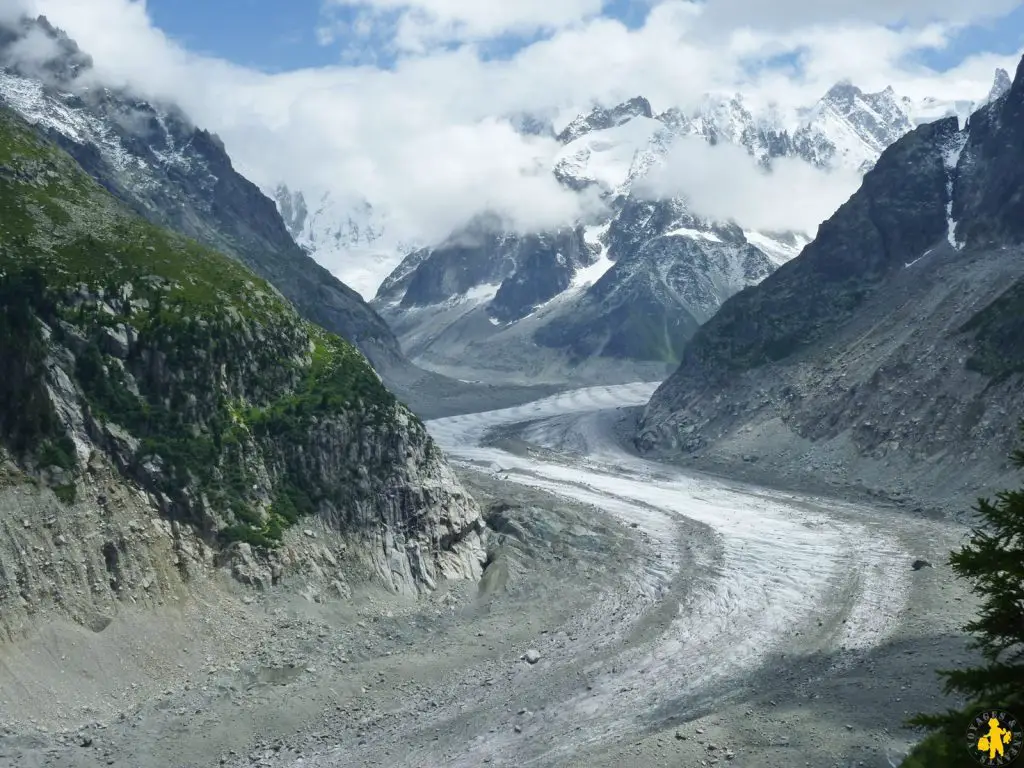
left=966, top=710, right=1021, bottom=766
left=979, top=718, right=1013, bottom=760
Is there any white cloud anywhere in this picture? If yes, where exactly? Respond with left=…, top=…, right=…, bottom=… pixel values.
left=4, top=0, right=1022, bottom=281
left=0, top=6, right=24, bottom=25
left=635, top=136, right=864, bottom=232
left=320, top=0, right=606, bottom=52
left=697, top=0, right=1021, bottom=32
left=4, top=24, right=63, bottom=70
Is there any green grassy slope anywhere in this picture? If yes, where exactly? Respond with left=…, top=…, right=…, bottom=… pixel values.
left=0, top=104, right=406, bottom=547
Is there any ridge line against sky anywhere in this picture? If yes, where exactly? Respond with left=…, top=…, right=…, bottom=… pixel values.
left=4, top=0, right=1024, bottom=264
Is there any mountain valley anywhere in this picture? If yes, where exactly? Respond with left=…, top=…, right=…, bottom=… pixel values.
left=366, top=75, right=1003, bottom=385
left=637, top=61, right=1024, bottom=520
left=0, top=15, right=558, bottom=420
left=0, top=8, right=1020, bottom=768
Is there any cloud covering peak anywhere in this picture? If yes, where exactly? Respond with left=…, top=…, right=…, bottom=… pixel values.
left=2, top=0, right=1020, bottom=253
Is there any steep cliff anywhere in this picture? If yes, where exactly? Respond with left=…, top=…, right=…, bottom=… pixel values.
left=0, top=14, right=402, bottom=373
left=533, top=202, right=775, bottom=363
left=369, top=79, right=925, bottom=380
left=0, top=105, right=484, bottom=637
left=636, top=58, right=1024, bottom=513
left=380, top=219, right=595, bottom=325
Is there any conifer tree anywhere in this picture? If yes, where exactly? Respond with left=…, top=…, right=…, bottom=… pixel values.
left=909, top=422, right=1024, bottom=738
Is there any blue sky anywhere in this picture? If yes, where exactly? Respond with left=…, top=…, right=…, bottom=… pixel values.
left=146, top=0, right=327, bottom=70
left=918, top=3, right=1024, bottom=70
left=145, top=0, right=1024, bottom=74
left=144, top=0, right=656, bottom=70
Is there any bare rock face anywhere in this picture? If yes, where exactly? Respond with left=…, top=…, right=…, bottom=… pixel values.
left=258, top=407, right=486, bottom=595
left=0, top=99, right=485, bottom=639
left=26, top=289, right=487, bottom=602
left=0, top=464, right=218, bottom=641
left=636, top=57, right=1024, bottom=512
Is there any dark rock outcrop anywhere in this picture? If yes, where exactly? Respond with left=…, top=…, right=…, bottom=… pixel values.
left=954, top=57, right=1024, bottom=248
left=637, top=56, right=1024, bottom=513
left=379, top=217, right=595, bottom=325
left=488, top=229, right=592, bottom=323
left=648, top=115, right=958, bottom=397
left=556, top=96, right=654, bottom=143
left=535, top=208, right=774, bottom=362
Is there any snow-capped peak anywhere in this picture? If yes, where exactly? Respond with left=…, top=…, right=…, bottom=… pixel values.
left=553, top=112, right=663, bottom=196
left=794, top=82, right=914, bottom=173
left=988, top=68, right=1012, bottom=103
left=271, top=185, right=417, bottom=300
left=0, top=14, right=92, bottom=84
left=0, top=30, right=209, bottom=186
left=279, top=72, right=1001, bottom=299
left=275, top=185, right=386, bottom=252
left=900, top=67, right=1008, bottom=130
left=690, top=93, right=756, bottom=145
left=556, top=96, right=654, bottom=144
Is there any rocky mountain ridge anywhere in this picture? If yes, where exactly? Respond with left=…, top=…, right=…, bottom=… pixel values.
left=369, top=73, right=986, bottom=382
left=274, top=184, right=416, bottom=301
left=0, top=14, right=539, bottom=418
left=635, top=57, right=1024, bottom=515
left=0, top=14, right=404, bottom=374
left=302, top=72, right=992, bottom=304
left=0, top=50, right=485, bottom=637
left=286, top=78, right=937, bottom=310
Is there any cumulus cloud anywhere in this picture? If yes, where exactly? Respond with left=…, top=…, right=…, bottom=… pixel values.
left=698, top=0, right=1021, bottom=32
left=635, top=136, right=863, bottom=232
left=3, top=0, right=1022, bottom=264
left=4, top=24, right=63, bottom=69
left=319, top=0, right=606, bottom=52
left=0, top=7, right=23, bottom=26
